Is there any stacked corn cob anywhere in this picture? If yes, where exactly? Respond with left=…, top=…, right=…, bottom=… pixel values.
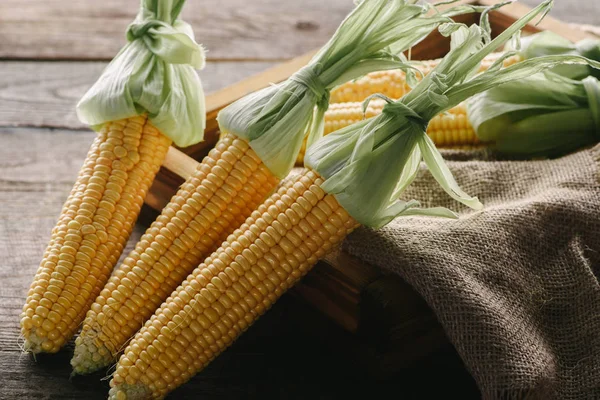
left=296, top=52, right=522, bottom=164
left=106, top=2, right=564, bottom=398
left=72, top=0, right=460, bottom=375
left=104, top=0, right=576, bottom=399
left=23, top=0, right=599, bottom=398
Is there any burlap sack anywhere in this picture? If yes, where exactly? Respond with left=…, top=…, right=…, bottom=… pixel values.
left=342, top=144, right=600, bottom=399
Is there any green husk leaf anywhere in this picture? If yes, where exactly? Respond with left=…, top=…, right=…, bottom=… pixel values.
left=307, top=0, right=600, bottom=228
left=509, top=30, right=600, bottom=79
left=584, top=75, right=600, bottom=133
left=76, top=0, right=206, bottom=147
left=467, top=71, right=600, bottom=157
left=216, top=0, right=479, bottom=179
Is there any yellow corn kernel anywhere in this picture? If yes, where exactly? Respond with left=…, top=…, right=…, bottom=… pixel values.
left=329, top=52, right=521, bottom=103
left=71, top=133, right=280, bottom=375
left=21, top=116, right=172, bottom=354
left=295, top=53, right=520, bottom=166
left=296, top=100, right=478, bottom=165
left=108, top=169, right=359, bottom=399
left=427, top=103, right=478, bottom=147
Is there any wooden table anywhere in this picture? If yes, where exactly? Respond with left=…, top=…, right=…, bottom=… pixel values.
left=1, top=1, right=598, bottom=399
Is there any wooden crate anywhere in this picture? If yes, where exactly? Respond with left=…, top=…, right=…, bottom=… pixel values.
left=140, top=0, right=591, bottom=374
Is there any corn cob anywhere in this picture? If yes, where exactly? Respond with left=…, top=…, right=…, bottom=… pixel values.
left=108, top=2, right=562, bottom=396
left=21, top=116, right=171, bottom=353
left=295, top=53, right=521, bottom=165
left=329, top=52, right=521, bottom=103
left=330, top=59, right=440, bottom=103
left=22, top=0, right=207, bottom=355
left=296, top=101, right=479, bottom=165
left=71, top=134, right=279, bottom=374
left=108, top=169, right=358, bottom=399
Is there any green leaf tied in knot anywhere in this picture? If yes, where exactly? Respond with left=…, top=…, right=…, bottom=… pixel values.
left=124, top=0, right=205, bottom=69
left=381, top=98, right=427, bottom=133
left=289, top=64, right=331, bottom=150
left=127, top=19, right=167, bottom=41
left=362, top=93, right=428, bottom=136
left=76, top=0, right=207, bottom=147
left=290, top=65, right=330, bottom=106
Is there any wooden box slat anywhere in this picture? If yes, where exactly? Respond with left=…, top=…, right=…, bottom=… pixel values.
left=141, top=1, right=593, bottom=372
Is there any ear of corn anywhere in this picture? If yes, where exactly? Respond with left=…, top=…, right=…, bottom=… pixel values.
left=21, top=116, right=171, bottom=353
left=108, top=169, right=359, bottom=399
left=295, top=53, right=521, bottom=165
left=71, top=134, right=279, bottom=374
left=21, top=0, right=207, bottom=355
left=296, top=101, right=479, bottom=165
left=329, top=52, right=522, bottom=104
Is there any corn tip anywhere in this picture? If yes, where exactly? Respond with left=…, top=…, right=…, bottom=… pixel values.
left=21, top=329, right=56, bottom=354
left=108, top=384, right=150, bottom=400
left=71, top=333, right=113, bottom=375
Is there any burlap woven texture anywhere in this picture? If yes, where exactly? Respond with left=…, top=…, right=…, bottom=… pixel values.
left=342, top=144, right=600, bottom=399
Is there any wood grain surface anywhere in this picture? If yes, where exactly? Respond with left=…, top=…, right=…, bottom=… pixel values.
left=0, top=61, right=275, bottom=129
left=1, top=0, right=597, bottom=62
left=1, top=0, right=599, bottom=399
left=0, top=0, right=352, bottom=61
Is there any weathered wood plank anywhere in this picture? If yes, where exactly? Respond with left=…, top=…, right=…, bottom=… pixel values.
left=0, top=61, right=275, bottom=129
left=1, top=0, right=599, bottom=62
left=0, top=0, right=352, bottom=61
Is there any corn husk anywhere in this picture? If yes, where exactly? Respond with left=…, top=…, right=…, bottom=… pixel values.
left=216, top=0, right=485, bottom=179
left=467, top=72, right=600, bottom=157
left=514, top=30, right=600, bottom=80
left=76, top=0, right=206, bottom=147
left=306, top=0, right=600, bottom=228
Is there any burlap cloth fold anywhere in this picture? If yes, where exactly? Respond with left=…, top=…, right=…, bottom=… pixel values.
left=342, top=144, right=600, bottom=399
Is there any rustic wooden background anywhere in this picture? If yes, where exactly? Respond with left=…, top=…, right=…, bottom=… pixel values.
left=1, top=1, right=599, bottom=399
